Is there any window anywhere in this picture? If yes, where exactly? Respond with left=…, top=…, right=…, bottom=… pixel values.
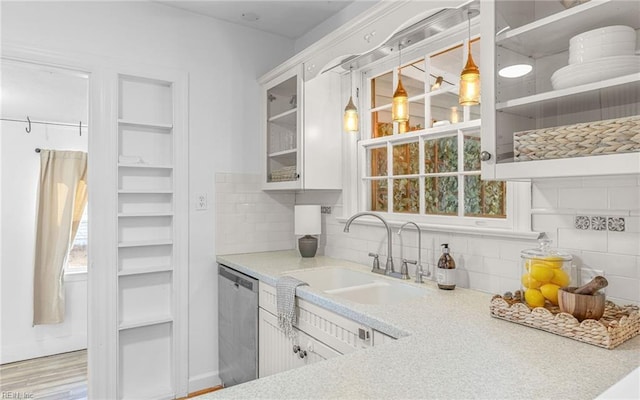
left=66, top=207, right=88, bottom=273
left=357, top=36, right=520, bottom=231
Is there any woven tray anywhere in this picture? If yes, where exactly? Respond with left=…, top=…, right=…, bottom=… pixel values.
left=513, top=115, right=640, bottom=162
left=490, top=295, right=640, bottom=349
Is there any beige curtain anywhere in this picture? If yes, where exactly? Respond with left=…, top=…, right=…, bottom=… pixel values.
left=33, top=150, right=87, bottom=325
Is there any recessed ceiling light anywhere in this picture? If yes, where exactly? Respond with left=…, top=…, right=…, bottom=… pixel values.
left=499, top=64, right=533, bottom=78
left=241, top=12, right=260, bottom=22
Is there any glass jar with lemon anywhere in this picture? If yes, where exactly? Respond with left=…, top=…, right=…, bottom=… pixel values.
left=521, top=239, right=572, bottom=308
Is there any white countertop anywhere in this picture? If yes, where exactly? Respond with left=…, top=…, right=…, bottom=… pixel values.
left=206, top=250, right=640, bottom=400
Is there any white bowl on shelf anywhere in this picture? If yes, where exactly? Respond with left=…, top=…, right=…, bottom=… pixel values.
left=551, top=55, right=640, bottom=90
left=569, top=25, right=636, bottom=48
left=569, top=41, right=636, bottom=64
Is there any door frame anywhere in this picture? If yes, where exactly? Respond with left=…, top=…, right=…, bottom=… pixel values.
left=1, top=43, right=189, bottom=399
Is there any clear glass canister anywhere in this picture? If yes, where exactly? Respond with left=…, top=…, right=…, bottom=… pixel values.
left=520, top=239, right=573, bottom=308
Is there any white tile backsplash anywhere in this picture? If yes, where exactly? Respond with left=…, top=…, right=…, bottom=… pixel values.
left=214, top=172, right=639, bottom=305
left=215, top=172, right=295, bottom=255
left=607, top=231, right=640, bottom=256
left=609, top=187, right=640, bottom=211
left=531, top=186, right=558, bottom=209
left=558, top=187, right=607, bottom=210
left=558, top=228, right=608, bottom=252
left=297, top=176, right=639, bottom=305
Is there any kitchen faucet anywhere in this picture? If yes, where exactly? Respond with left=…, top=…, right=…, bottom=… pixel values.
left=343, top=212, right=395, bottom=276
left=397, top=221, right=429, bottom=283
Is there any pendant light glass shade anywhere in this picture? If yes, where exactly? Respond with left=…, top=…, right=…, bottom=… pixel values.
left=459, top=12, right=480, bottom=106
left=392, top=43, right=409, bottom=122
left=392, top=75, right=409, bottom=122
left=344, top=67, right=359, bottom=133
left=343, top=95, right=359, bottom=133
left=431, top=76, right=443, bottom=91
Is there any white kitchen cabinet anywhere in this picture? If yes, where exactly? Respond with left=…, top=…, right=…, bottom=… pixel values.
left=258, top=308, right=340, bottom=378
left=258, top=282, right=396, bottom=377
left=261, top=66, right=342, bottom=190
left=480, top=0, right=640, bottom=180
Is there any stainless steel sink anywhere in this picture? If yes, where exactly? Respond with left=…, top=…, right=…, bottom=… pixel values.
left=284, top=266, right=428, bottom=305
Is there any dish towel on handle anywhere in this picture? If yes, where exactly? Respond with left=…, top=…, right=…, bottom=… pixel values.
left=276, top=276, right=308, bottom=339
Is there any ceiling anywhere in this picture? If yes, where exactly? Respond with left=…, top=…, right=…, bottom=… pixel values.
left=155, top=1, right=356, bottom=39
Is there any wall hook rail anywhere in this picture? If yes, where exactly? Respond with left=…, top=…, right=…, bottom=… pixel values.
left=26, top=116, right=31, bottom=133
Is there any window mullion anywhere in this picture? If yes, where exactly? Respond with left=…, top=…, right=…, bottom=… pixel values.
left=419, top=135, right=425, bottom=215
left=457, top=129, right=465, bottom=217
left=387, top=140, right=393, bottom=213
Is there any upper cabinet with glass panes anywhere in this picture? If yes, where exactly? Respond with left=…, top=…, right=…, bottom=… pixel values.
left=360, top=32, right=509, bottom=227
left=480, top=0, right=640, bottom=180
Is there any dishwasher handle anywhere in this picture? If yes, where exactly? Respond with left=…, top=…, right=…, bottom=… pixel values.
left=219, top=264, right=258, bottom=292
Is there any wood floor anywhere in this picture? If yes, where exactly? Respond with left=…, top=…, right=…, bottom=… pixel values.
left=0, top=350, right=87, bottom=400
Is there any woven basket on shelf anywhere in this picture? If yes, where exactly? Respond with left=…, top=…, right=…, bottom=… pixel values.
left=490, top=295, right=640, bottom=349
left=513, top=115, right=640, bottom=162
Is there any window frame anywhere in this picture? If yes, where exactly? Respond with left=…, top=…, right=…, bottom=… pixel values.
left=65, top=206, right=88, bottom=275
left=344, top=24, right=534, bottom=237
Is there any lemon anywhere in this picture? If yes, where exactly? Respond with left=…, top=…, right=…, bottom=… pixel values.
left=550, top=268, right=570, bottom=287
left=521, top=273, right=542, bottom=289
left=524, top=288, right=545, bottom=308
left=529, top=265, right=554, bottom=283
left=540, top=283, right=560, bottom=305
left=527, top=256, right=563, bottom=269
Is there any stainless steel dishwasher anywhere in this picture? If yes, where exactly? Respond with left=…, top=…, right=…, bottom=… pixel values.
left=218, top=264, right=259, bottom=387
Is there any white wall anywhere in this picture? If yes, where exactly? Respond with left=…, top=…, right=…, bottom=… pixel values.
left=296, top=177, right=640, bottom=306
left=0, top=121, right=88, bottom=363
left=1, top=1, right=294, bottom=391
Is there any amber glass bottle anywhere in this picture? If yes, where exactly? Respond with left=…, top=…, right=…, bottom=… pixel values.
left=436, top=244, right=456, bottom=290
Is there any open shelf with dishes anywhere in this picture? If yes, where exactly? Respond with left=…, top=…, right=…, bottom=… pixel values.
left=481, top=0, right=640, bottom=179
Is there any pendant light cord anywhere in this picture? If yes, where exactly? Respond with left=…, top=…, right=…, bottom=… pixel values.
left=398, top=42, right=402, bottom=74
left=467, top=11, right=471, bottom=54
left=350, top=66, right=353, bottom=96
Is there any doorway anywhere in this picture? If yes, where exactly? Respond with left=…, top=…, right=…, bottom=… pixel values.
left=0, top=59, right=89, bottom=399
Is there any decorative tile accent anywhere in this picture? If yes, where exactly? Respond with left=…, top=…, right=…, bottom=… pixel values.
left=608, top=217, right=626, bottom=232
left=591, top=216, right=607, bottom=231
left=574, top=216, right=590, bottom=230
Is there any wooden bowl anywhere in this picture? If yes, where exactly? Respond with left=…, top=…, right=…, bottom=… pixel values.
left=558, top=287, right=605, bottom=321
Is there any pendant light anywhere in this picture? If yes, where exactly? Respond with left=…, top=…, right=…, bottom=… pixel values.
left=392, top=42, right=409, bottom=123
left=431, top=76, right=444, bottom=91
left=343, top=66, right=359, bottom=133
left=459, top=10, right=480, bottom=106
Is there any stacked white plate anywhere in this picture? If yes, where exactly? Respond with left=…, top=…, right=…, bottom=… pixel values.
left=551, top=26, right=639, bottom=90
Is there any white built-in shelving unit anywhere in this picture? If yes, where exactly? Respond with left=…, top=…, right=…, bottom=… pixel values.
left=115, top=73, right=187, bottom=400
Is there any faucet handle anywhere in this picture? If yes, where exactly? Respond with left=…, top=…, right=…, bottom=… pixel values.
left=399, top=259, right=415, bottom=280
left=368, top=253, right=381, bottom=272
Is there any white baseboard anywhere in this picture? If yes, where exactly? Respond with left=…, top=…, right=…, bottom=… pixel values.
left=189, top=370, right=221, bottom=394
left=1, top=335, right=87, bottom=364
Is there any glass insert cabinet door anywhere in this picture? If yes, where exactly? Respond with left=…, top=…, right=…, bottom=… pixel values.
left=265, top=72, right=300, bottom=185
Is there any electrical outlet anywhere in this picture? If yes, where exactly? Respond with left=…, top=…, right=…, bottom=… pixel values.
left=321, top=206, right=332, bottom=214
left=580, top=267, right=604, bottom=286
left=195, top=193, right=208, bottom=210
